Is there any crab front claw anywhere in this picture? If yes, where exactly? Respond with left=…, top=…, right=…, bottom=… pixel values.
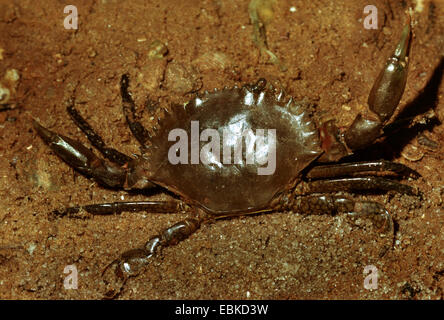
left=344, top=18, right=412, bottom=150
left=319, top=14, right=413, bottom=161
left=33, top=119, right=155, bottom=190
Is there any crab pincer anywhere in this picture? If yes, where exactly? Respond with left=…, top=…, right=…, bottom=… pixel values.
left=344, top=15, right=413, bottom=151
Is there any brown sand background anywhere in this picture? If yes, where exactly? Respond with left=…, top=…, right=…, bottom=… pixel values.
left=0, top=0, right=443, bottom=299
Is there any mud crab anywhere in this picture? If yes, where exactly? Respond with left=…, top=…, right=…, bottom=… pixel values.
left=34, top=18, right=419, bottom=297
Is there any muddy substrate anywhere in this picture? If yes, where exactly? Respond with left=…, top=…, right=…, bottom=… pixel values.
left=0, top=0, right=443, bottom=299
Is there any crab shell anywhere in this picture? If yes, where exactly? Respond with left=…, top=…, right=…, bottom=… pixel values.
left=141, top=83, right=322, bottom=215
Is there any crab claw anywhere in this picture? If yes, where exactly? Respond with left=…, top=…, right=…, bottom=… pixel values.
left=33, top=119, right=128, bottom=188
left=344, top=15, right=413, bottom=151
left=101, top=249, right=153, bottom=299
left=100, top=235, right=162, bottom=299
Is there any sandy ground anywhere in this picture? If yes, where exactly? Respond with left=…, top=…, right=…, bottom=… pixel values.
left=0, top=0, right=443, bottom=299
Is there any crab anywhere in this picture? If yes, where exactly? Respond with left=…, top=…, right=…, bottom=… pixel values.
left=33, top=18, right=419, bottom=297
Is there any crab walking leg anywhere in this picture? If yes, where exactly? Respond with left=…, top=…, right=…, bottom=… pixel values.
left=67, top=104, right=131, bottom=166
left=102, top=217, right=201, bottom=298
left=121, top=74, right=152, bottom=148
left=306, top=160, right=420, bottom=180
left=33, top=120, right=155, bottom=189
left=275, top=194, right=393, bottom=234
left=51, top=200, right=188, bottom=218
left=295, top=176, right=419, bottom=196
left=344, top=17, right=412, bottom=150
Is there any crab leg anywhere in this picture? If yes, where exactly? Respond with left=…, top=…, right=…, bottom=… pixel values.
left=67, top=104, right=131, bottom=166
left=275, top=194, right=393, bottom=234
left=296, top=176, right=419, bottom=196
left=344, top=17, right=412, bottom=150
left=33, top=120, right=154, bottom=190
left=102, top=217, right=202, bottom=299
left=121, top=74, right=152, bottom=148
left=306, top=160, right=420, bottom=180
left=50, top=200, right=188, bottom=218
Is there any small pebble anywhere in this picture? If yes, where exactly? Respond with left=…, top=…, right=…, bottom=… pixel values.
left=192, top=51, right=231, bottom=72
left=0, top=85, right=10, bottom=104
left=52, top=53, right=64, bottom=65
left=4, top=68, right=19, bottom=84
left=255, top=0, right=275, bottom=25
left=165, top=62, right=198, bottom=95
left=147, top=40, right=168, bottom=60
left=0, top=68, right=20, bottom=105
left=27, top=243, right=37, bottom=255
left=401, top=144, right=424, bottom=162
left=137, top=58, right=166, bottom=91
left=414, top=0, right=424, bottom=12
left=87, top=47, right=97, bottom=58
left=417, top=133, right=438, bottom=151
